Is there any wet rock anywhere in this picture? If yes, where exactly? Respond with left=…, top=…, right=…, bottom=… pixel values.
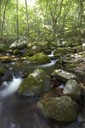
left=13, top=50, right=20, bottom=55
left=63, top=122, right=80, bottom=128
left=0, top=67, right=6, bottom=77
left=10, top=36, right=28, bottom=49
left=77, top=112, right=85, bottom=125
left=63, top=79, right=81, bottom=100
left=3, top=70, right=13, bottom=81
left=52, top=69, right=77, bottom=83
left=27, top=53, right=51, bottom=64
left=0, top=66, right=6, bottom=84
left=1, top=57, right=12, bottom=63
left=18, top=69, right=51, bottom=96
left=37, top=96, right=80, bottom=122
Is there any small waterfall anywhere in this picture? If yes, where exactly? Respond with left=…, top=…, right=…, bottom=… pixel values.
left=48, top=50, right=55, bottom=57
left=0, top=76, right=23, bottom=99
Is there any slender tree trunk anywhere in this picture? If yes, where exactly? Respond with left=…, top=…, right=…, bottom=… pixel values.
left=1, top=0, right=8, bottom=39
left=49, top=0, right=63, bottom=42
left=0, top=1, right=1, bottom=40
left=16, top=0, right=19, bottom=40
left=79, top=0, right=84, bottom=45
left=25, top=0, right=29, bottom=38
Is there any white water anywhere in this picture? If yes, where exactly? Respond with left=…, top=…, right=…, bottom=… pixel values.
left=0, top=77, right=23, bottom=99
left=36, top=60, right=57, bottom=68
left=48, top=51, right=54, bottom=57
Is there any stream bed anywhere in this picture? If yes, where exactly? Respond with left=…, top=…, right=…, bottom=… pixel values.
left=0, top=52, right=83, bottom=128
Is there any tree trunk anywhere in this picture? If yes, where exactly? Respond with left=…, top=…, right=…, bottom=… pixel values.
left=79, top=0, right=84, bottom=45
left=16, top=0, right=19, bottom=41
left=1, top=0, right=8, bottom=39
left=0, top=1, right=1, bottom=40
left=25, top=0, right=29, bottom=38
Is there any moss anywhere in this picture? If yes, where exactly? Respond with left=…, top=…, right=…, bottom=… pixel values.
left=27, top=52, right=51, bottom=64
left=66, top=63, right=77, bottom=69
left=0, top=44, right=8, bottom=51
left=54, top=53, right=62, bottom=58
left=0, top=67, right=6, bottom=76
left=19, top=69, right=51, bottom=96
left=54, top=48, right=66, bottom=54
left=37, top=96, right=79, bottom=122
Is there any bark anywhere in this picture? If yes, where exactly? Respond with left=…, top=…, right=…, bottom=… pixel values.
left=49, top=0, right=63, bottom=42
left=1, top=0, right=8, bottom=39
left=16, top=0, right=19, bottom=41
left=79, top=0, right=84, bottom=45
left=25, top=0, right=29, bottom=38
left=0, top=1, right=1, bottom=39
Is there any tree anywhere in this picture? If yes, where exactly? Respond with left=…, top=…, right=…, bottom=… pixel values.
left=1, top=0, right=9, bottom=39
left=25, top=0, right=29, bottom=38
left=16, top=0, right=19, bottom=40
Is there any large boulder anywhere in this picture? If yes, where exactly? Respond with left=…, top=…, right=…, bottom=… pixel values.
left=63, top=79, right=81, bottom=100
left=52, top=69, right=77, bottom=83
left=10, top=37, right=28, bottom=49
left=37, top=96, right=80, bottom=122
left=27, top=53, right=51, bottom=64
left=18, top=69, right=51, bottom=96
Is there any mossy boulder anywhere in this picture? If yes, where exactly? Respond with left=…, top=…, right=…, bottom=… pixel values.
left=27, top=53, right=51, bottom=64
left=18, top=69, right=51, bottom=96
left=54, top=48, right=66, bottom=54
left=63, top=79, right=81, bottom=100
left=37, top=96, right=80, bottom=122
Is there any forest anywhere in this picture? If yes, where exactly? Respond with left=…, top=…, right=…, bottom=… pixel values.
left=0, top=0, right=85, bottom=45
left=0, top=0, right=85, bottom=128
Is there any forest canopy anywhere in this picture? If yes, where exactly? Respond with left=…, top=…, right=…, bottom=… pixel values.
left=0, top=0, right=85, bottom=46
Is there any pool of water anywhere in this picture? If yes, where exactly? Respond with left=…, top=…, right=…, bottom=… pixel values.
left=0, top=54, right=65, bottom=128
left=0, top=75, right=60, bottom=128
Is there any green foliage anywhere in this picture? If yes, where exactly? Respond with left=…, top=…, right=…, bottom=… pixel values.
left=0, top=0, right=85, bottom=46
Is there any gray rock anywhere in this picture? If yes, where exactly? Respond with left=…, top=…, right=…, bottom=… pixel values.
left=77, top=112, right=85, bottom=124
left=37, top=96, right=80, bottom=122
left=10, top=36, right=28, bottom=49
left=18, top=69, right=51, bottom=96
left=52, top=69, right=77, bottom=82
left=63, top=122, right=80, bottom=128
left=63, top=79, right=81, bottom=100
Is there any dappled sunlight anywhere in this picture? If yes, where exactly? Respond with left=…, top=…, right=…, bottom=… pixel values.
left=19, top=0, right=35, bottom=7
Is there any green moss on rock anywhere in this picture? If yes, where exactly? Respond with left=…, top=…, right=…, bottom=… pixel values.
left=37, top=96, right=80, bottom=122
left=27, top=52, right=51, bottom=64
left=0, top=67, right=6, bottom=76
left=18, top=69, right=51, bottom=96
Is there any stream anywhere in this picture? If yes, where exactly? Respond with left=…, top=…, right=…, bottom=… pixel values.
left=0, top=51, right=63, bottom=128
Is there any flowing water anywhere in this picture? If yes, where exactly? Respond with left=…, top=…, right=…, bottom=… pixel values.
left=0, top=76, right=61, bottom=128
left=0, top=52, right=61, bottom=128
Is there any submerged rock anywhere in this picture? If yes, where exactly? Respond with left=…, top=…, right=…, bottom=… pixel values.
left=37, top=96, right=80, bottom=122
left=63, top=122, right=80, bottom=128
left=18, top=69, right=51, bottom=96
left=63, top=79, right=81, bottom=100
left=27, top=53, right=51, bottom=64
